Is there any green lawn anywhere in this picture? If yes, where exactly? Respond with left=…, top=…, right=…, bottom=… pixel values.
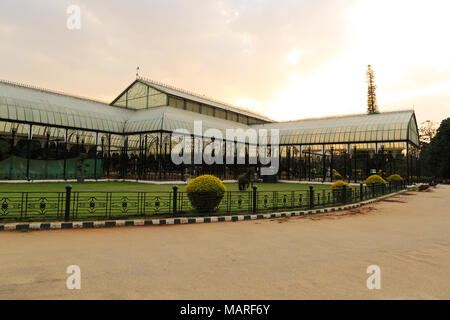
left=0, top=181, right=332, bottom=193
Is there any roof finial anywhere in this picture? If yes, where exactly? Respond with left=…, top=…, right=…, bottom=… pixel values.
left=136, top=66, right=140, bottom=79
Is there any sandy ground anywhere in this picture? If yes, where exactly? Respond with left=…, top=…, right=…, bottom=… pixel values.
left=0, top=185, right=449, bottom=300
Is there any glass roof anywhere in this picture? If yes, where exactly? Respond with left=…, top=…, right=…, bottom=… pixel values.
left=125, top=106, right=249, bottom=139
left=0, top=80, right=132, bottom=133
left=0, top=80, right=419, bottom=147
left=132, top=78, right=272, bottom=122
left=252, top=110, right=419, bottom=146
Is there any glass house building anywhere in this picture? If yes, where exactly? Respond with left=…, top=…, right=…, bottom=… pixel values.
left=0, top=77, right=420, bottom=183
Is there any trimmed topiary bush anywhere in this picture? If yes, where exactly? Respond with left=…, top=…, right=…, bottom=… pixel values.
left=186, top=175, right=227, bottom=214
left=238, top=168, right=254, bottom=190
left=387, top=174, right=403, bottom=184
left=365, top=174, right=387, bottom=185
left=331, top=180, right=350, bottom=190
left=331, top=180, right=351, bottom=203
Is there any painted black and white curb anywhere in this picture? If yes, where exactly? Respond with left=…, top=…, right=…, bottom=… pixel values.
left=0, top=190, right=408, bottom=231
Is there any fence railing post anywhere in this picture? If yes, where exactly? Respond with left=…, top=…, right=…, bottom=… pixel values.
left=172, top=185, right=178, bottom=215
left=252, top=185, right=257, bottom=213
left=65, top=184, right=72, bottom=222
left=309, top=186, right=314, bottom=209
left=360, top=183, right=363, bottom=201
left=342, top=185, right=347, bottom=204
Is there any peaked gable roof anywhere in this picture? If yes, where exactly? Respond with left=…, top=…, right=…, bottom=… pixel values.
left=111, top=77, right=272, bottom=122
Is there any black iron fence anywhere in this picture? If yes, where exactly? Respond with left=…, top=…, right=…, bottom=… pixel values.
left=0, top=183, right=405, bottom=223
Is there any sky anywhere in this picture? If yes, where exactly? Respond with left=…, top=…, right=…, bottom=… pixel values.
left=0, top=0, right=448, bottom=125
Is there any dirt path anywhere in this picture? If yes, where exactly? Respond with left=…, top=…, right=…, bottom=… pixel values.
left=1, top=185, right=449, bottom=299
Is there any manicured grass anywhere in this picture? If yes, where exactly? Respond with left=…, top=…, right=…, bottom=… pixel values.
left=0, top=181, right=332, bottom=193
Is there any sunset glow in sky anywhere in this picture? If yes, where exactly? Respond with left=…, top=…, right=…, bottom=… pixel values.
left=0, top=0, right=448, bottom=124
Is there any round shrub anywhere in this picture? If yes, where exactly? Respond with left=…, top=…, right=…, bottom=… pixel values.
left=331, top=180, right=351, bottom=203
left=331, top=180, right=350, bottom=190
left=186, top=175, right=227, bottom=214
left=387, top=174, right=403, bottom=184
left=365, top=174, right=387, bottom=185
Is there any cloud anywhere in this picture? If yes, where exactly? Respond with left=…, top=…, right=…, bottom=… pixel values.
left=0, top=0, right=447, bottom=124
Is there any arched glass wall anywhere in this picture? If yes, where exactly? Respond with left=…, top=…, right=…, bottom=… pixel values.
left=0, top=80, right=420, bottom=183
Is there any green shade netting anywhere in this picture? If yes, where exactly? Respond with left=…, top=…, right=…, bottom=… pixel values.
left=0, top=156, right=102, bottom=180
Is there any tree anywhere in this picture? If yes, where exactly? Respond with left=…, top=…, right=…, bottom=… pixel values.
left=420, top=118, right=450, bottom=180
left=366, top=65, right=379, bottom=114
